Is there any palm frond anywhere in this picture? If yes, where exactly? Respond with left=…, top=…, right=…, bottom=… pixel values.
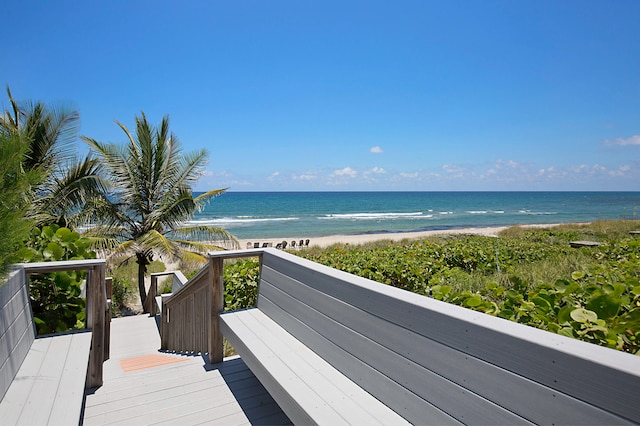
left=174, top=240, right=235, bottom=254
left=179, top=250, right=209, bottom=267
left=83, top=135, right=147, bottom=217
left=85, top=235, right=122, bottom=256
left=194, top=188, right=228, bottom=209
left=139, top=229, right=181, bottom=260
left=0, top=86, right=20, bottom=132
left=170, top=225, right=239, bottom=248
left=29, top=154, right=109, bottom=226
left=170, top=148, right=209, bottom=190
left=22, top=102, right=79, bottom=172
left=101, top=239, right=137, bottom=262
left=149, top=188, right=197, bottom=231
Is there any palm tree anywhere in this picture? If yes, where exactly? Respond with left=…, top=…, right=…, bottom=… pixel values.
left=0, top=86, right=107, bottom=228
left=82, top=112, right=238, bottom=310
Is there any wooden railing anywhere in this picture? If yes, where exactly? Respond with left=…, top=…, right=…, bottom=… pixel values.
left=160, top=250, right=262, bottom=363
left=144, top=271, right=188, bottom=315
left=20, top=259, right=108, bottom=388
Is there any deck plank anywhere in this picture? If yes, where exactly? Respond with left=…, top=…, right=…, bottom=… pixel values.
left=0, top=331, right=91, bottom=425
left=83, top=315, right=290, bottom=425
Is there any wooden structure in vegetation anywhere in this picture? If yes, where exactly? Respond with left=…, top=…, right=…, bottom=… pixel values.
left=569, top=240, right=605, bottom=248
left=0, top=259, right=109, bottom=424
left=161, top=248, right=640, bottom=425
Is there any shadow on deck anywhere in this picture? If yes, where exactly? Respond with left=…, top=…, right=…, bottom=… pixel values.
left=82, top=315, right=290, bottom=425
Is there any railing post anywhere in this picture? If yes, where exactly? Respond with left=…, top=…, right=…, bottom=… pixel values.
left=104, top=277, right=112, bottom=361
left=208, top=255, right=224, bottom=364
left=161, top=295, right=169, bottom=350
left=87, top=263, right=106, bottom=388
left=145, top=275, right=158, bottom=315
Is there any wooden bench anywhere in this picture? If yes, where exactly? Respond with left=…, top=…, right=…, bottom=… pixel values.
left=0, top=262, right=105, bottom=425
left=219, top=248, right=640, bottom=425
left=569, top=240, right=605, bottom=248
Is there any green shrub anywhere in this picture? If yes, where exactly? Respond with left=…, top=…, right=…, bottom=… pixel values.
left=18, top=225, right=96, bottom=334
left=0, top=132, right=40, bottom=278
left=110, top=276, right=136, bottom=316
left=223, top=258, right=260, bottom=311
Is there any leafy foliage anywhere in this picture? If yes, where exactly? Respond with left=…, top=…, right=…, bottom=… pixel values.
left=18, top=225, right=96, bottom=335
left=223, top=259, right=260, bottom=312
left=109, top=276, right=136, bottom=316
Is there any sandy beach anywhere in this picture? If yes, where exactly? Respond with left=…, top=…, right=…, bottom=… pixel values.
left=237, top=224, right=561, bottom=249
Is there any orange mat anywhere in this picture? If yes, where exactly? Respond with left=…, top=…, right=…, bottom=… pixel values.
left=119, top=354, right=189, bottom=372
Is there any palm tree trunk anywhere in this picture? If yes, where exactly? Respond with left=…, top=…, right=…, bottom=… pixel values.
left=136, top=253, right=149, bottom=313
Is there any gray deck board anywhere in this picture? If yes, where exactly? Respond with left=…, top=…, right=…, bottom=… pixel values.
left=0, top=331, right=92, bottom=425
left=83, top=314, right=290, bottom=425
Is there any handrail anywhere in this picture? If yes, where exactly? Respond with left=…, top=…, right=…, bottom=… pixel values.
left=208, top=248, right=265, bottom=260
left=18, top=259, right=108, bottom=388
left=160, top=249, right=264, bottom=363
left=145, top=270, right=189, bottom=314
left=160, top=264, right=211, bottom=355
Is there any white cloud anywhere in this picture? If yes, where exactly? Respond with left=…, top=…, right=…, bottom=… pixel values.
left=332, top=167, right=358, bottom=178
left=370, top=146, right=384, bottom=154
left=604, top=135, right=640, bottom=146
left=196, top=156, right=639, bottom=191
left=442, top=164, right=463, bottom=174
left=293, top=173, right=316, bottom=181
left=568, top=164, right=609, bottom=176
left=609, top=165, right=631, bottom=177
left=399, top=172, right=419, bottom=179
left=203, top=169, right=232, bottom=177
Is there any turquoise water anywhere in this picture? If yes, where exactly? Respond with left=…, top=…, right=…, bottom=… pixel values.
left=190, top=192, right=640, bottom=239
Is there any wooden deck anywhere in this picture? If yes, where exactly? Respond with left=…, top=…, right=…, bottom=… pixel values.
left=82, top=315, right=291, bottom=425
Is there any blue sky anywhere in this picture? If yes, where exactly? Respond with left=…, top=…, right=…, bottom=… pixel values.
left=2, top=1, right=640, bottom=191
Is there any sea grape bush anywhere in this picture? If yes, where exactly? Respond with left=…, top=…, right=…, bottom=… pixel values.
left=223, top=258, right=260, bottom=311
left=221, top=223, right=640, bottom=354
left=18, top=225, right=96, bottom=334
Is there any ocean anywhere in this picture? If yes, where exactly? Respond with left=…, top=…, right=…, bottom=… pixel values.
left=189, top=192, right=640, bottom=240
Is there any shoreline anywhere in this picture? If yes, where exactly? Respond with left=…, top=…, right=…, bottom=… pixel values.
left=237, top=223, right=564, bottom=249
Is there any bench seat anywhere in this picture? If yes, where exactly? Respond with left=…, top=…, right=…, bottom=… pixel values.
left=221, top=308, right=408, bottom=425
left=0, top=330, right=92, bottom=425
left=214, top=248, right=640, bottom=425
